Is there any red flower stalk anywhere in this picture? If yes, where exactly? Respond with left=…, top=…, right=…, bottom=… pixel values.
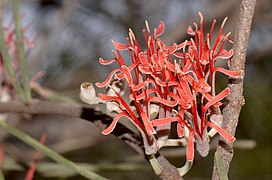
left=25, top=133, right=47, bottom=180
left=96, top=13, right=239, bottom=162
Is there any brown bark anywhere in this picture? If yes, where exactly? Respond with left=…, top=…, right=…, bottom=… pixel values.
left=212, top=0, right=256, bottom=179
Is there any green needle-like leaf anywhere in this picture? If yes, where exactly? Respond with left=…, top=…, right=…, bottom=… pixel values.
left=0, top=120, right=109, bottom=180
left=0, top=15, right=25, bottom=102
left=12, top=0, right=32, bottom=103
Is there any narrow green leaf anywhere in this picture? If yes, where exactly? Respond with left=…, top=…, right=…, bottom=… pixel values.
left=0, top=120, right=109, bottom=180
left=12, top=0, right=31, bottom=103
left=0, top=169, right=4, bottom=180
left=0, top=15, right=25, bottom=102
left=148, top=154, right=163, bottom=175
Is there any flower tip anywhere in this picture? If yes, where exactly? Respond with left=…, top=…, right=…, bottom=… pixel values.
left=230, top=136, right=236, bottom=142
left=102, top=129, right=112, bottom=135
left=221, top=17, right=228, bottom=28
left=95, top=82, right=104, bottom=88
left=187, top=26, right=195, bottom=36
left=145, top=20, right=151, bottom=33
left=198, top=12, right=203, bottom=24
left=155, top=21, right=165, bottom=37
left=111, top=40, right=128, bottom=50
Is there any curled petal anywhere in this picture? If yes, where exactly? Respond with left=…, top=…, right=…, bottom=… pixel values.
left=199, top=78, right=211, bottom=92
left=170, top=91, right=191, bottom=109
left=96, top=68, right=121, bottom=88
left=111, top=40, right=128, bottom=50
left=149, top=95, right=178, bottom=107
left=203, top=88, right=230, bottom=113
left=121, top=65, right=134, bottom=85
left=203, top=92, right=222, bottom=107
left=131, top=88, right=159, bottom=101
left=102, top=112, right=127, bottom=135
left=152, top=116, right=180, bottom=126
left=187, top=26, right=195, bottom=36
left=173, top=52, right=185, bottom=58
left=177, top=41, right=191, bottom=50
left=155, top=21, right=165, bottom=37
left=175, top=86, right=190, bottom=105
left=138, top=65, right=153, bottom=74
left=116, top=63, right=137, bottom=79
left=138, top=52, right=149, bottom=65
left=206, top=121, right=235, bottom=142
left=163, top=43, right=178, bottom=54
left=132, top=79, right=156, bottom=91
left=98, top=94, right=120, bottom=102
left=217, top=49, right=233, bottom=59
left=213, top=67, right=241, bottom=77
left=99, top=57, right=116, bottom=65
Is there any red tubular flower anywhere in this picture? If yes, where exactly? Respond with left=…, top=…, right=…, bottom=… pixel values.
left=96, top=13, right=239, bottom=162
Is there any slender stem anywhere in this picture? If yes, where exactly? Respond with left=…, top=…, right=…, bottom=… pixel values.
left=214, top=151, right=228, bottom=180
left=148, top=154, right=163, bottom=175
left=0, top=170, right=4, bottom=180
left=0, top=144, right=4, bottom=180
left=212, top=0, right=256, bottom=179
left=12, top=0, right=32, bottom=103
left=0, top=120, right=109, bottom=180
left=30, top=82, right=78, bottom=104
left=0, top=15, right=26, bottom=102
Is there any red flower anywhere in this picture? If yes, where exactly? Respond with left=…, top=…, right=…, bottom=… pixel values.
left=96, top=13, right=239, bottom=162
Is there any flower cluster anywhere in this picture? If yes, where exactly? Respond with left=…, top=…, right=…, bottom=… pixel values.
left=95, top=13, right=239, bottom=162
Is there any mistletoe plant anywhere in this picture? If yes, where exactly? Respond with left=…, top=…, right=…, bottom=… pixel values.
left=80, top=12, right=240, bottom=176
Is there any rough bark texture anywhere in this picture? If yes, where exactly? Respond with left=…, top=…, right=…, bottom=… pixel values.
left=212, top=0, right=256, bottom=179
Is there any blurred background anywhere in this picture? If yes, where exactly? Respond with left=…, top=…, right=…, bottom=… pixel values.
left=1, top=0, right=272, bottom=179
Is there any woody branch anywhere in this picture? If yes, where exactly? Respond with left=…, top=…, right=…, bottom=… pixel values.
left=212, top=0, right=256, bottom=179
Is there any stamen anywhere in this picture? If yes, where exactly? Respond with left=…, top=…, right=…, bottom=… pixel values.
left=128, top=30, right=134, bottom=45
left=198, top=12, right=203, bottom=24
left=145, top=20, right=151, bottom=33
left=129, top=28, right=135, bottom=39
left=221, top=17, right=228, bottom=28
left=207, top=36, right=211, bottom=49
left=183, top=40, right=188, bottom=53
left=193, top=23, right=198, bottom=31
left=190, top=38, right=197, bottom=51
left=225, top=32, right=231, bottom=39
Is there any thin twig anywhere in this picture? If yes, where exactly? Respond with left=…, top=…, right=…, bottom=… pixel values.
left=212, top=0, right=256, bottom=179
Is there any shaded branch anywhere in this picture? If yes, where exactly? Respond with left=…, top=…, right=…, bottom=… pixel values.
left=212, top=0, right=256, bottom=179
left=0, top=99, right=183, bottom=179
left=0, top=99, right=145, bottom=157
